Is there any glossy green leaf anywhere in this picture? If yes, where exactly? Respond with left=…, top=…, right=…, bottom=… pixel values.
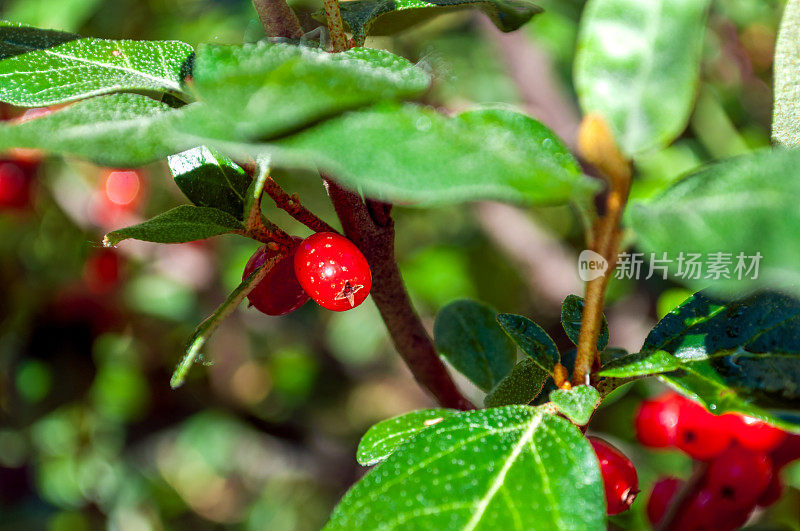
left=175, top=42, right=430, bottom=142
left=103, top=206, right=243, bottom=246
left=561, top=295, right=609, bottom=351
left=171, top=260, right=271, bottom=388
left=0, top=93, right=181, bottom=166
left=326, top=406, right=605, bottom=530
left=328, top=0, right=543, bottom=39
left=484, top=359, right=548, bottom=407
left=0, top=21, right=193, bottom=106
left=356, top=409, right=458, bottom=466
left=641, top=290, right=800, bottom=431
left=167, top=146, right=251, bottom=220
left=549, top=385, right=600, bottom=426
left=774, top=0, right=800, bottom=147
left=496, top=313, right=558, bottom=373
left=434, top=299, right=516, bottom=391
left=266, top=103, right=598, bottom=206
left=626, top=148, right=800, bottom=294
left=598, top=350, right=680, bottom=378
left=574, top=0, right=710, bottom=155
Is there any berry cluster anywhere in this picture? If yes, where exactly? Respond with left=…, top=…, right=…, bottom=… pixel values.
left=637, top=392, right=800, bottom=529
left=244, top=232, right=372, bottom=315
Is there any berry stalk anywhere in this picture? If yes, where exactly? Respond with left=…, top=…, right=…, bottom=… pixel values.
left=572, top=114, right=632, bottom=386
left=322, top=0, right=348, bottom=52
left=251, top=0, right=303, bottom=40
left=261, top=175, right=338, bottom=234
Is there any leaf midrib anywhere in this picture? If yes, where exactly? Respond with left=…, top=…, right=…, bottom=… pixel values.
left=3, top=37, right=183, bottom=92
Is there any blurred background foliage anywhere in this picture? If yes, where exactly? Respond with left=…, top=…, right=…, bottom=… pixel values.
left=1, top=0, right=799, bottom=529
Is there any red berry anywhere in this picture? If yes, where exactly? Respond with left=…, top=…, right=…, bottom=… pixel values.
left=647, top=477, right=683, bottom=525
left=675, top=400, right=731, bottom=460
left=0, top=160, right=32, bottom=209
left=671, top=488, right=717, bottom=530
left=294, top=232, right=372, bottom=312
left=757, top=474, right=783, bottom=507
left=244, top=238, right=309, bottom=316
left=770, top=433, right=800, bottom=469
left=715, top=507, right=754, bottom=531
left=83, top=249, right=123, bottom=295
left=635, top=393, right=682, bottom=448
left=707, top=444, right=772, bottom=507
left=722, top=414, right=786, bottom=453
left=103, top=169, right=143, bottom=209
left=589, top=437, right=639, bottom=515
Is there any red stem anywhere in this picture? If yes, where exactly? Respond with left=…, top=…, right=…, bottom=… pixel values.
left=324, top=177, right=473, bottom=410
left=262, top=175, right=339, bottom=234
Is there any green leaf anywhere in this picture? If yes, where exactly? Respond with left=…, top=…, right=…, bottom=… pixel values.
left=574, top=0, right=710, bottom=155
left=0, top=21, right=193, bottom=106
left=561, top=295, right=609, bottom=351
left=598, top=350, right=680, bottom=378
left=641, top=290, right=800, bottom=432
left=267, top=103, right=598, bottom=206
left=103, top=205, right=243, bottom=246
left=356, top=409, right=459, bottom=466
left=434, top=299, right=516, bottom=391
left=549, top=385, right=600, bottom=425
left=626, top=148, right=800, bottom=294
left=496, top=313, right=558, bottom=373
left=170, top=260, right=272, bottom=388
left=175, top=42, right=430, bottom=142
left=4, top=0, right=102, bottom=32
left=325, top=406, right=605, bottom=530
left=327, top=0, right=543, bottom=39
left=484, top=358, right=549, bottom=407
left=773, top=0, right=800, bottom=147
left=0, top=93, right=181, bottom=166
left=167, top=146, right=251, bottom=220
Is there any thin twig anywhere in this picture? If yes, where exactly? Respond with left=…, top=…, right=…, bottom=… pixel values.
left=262, top=176, right=339, bottom=234
left=322, top=0, right=348, bottom=52
left=572, top=115, right=632, bottom=386
left=252, top=0, right=304, bottom=39
left=324, top=176, right=474, bottom=410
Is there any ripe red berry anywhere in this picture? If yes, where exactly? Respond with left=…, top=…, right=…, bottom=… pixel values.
left=757, top=474, right=783, bottom=507
left=770, top=433, right=800, bottom=469
left=83, top=249, right=123, bottom=295
left=671, top=488, right=717, bottom=530
left=244, top=238, right=309, bottom=316
left=635, top=393, right=682, bottom=448
left=722, top=414, right=786, bottom=453
left=294, top=232, right=372, bottom=312
left=589, top=437, right=639, bottom=515
left=715, top=507, right=753, bottom=531
left=0, top=160, right=32, bottom=209
left=675, top=400, right=731, bottom=460
left=646, top=477, right=683, bottom=525
left=707, top=444, right=772, bottom=507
